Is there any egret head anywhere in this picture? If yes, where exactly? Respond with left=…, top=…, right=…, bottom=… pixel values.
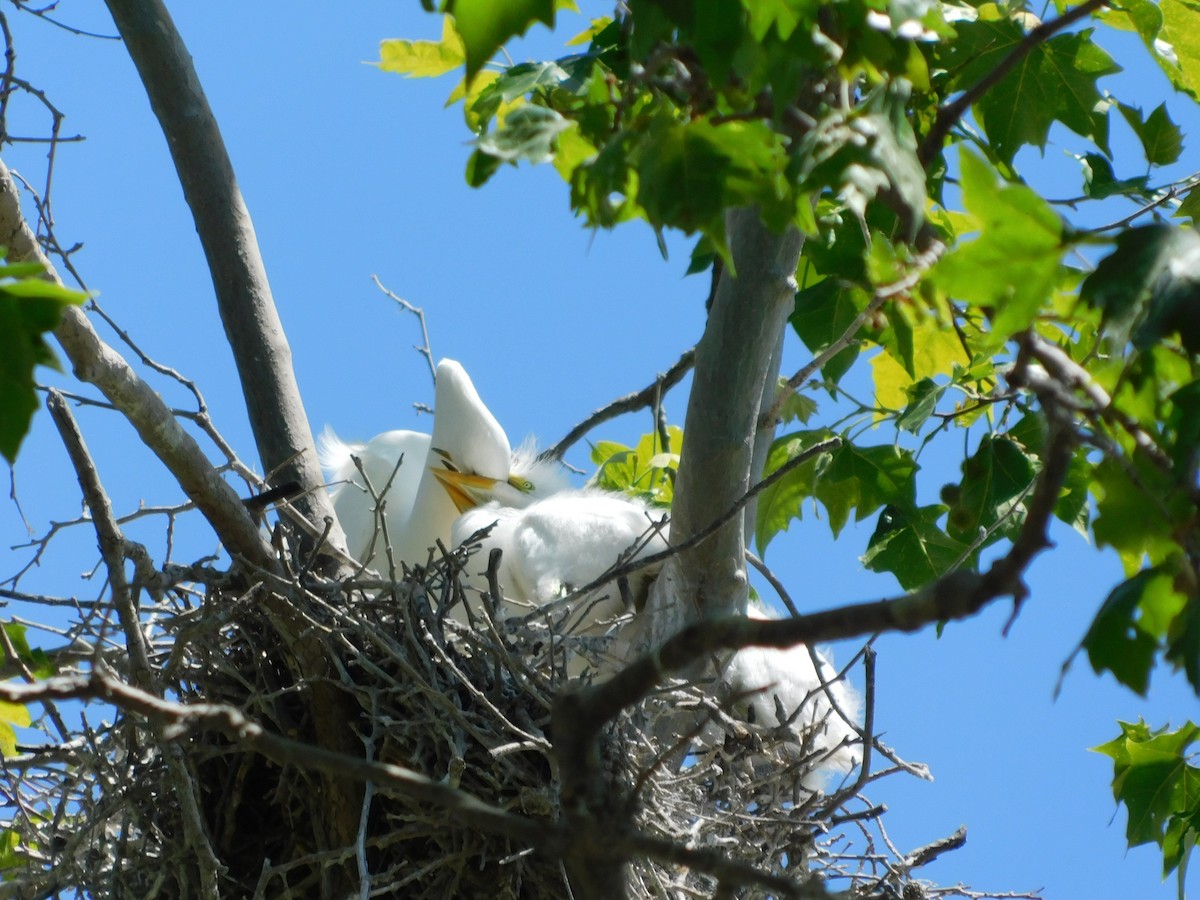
left=433, top=441, right=567, bottom=513
left=428, top=359, right=512, bottom=482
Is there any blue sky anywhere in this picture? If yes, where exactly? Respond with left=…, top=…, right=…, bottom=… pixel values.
left=2, top=2, right=1198, bottom=896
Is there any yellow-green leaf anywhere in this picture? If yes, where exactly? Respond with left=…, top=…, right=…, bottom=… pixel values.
left=871, top=349, right=912, bottom=415
left=379, top=17, right=465, bottom=79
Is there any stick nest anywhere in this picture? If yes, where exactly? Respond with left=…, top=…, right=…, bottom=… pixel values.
left=0, top=532, right=920, bottom=899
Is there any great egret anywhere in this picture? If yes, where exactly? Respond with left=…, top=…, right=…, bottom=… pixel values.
left=437, top=454, right=670, bottom=671
left=720, top=601, right=861, bottom=786
left=320, top=358, right=517, bottom=569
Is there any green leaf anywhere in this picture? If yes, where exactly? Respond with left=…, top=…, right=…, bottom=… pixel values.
left=446, top=0, right=557, bottom=83
left=1135, top=229, right=1200, bottom=354
left=1119, top=102, right=1184, bottom=166
left=465, top=147, right=503, bottom=186
left=776, top=384, right=819, bottom=425
left=943, top=23, right=1120, bottom=164
left=475, top=105, right=569, bottom=163
left=589, top=428, right=681, bottom=506
left=754, top=429, right=837, bottom=553
left=862, top=504, right=973, bottom=590
left=1083, top=568, right=1182, bottom=694
left=0, top=829, right=19, bottom=870
left=635, top=116, right=791, bottom=249
left=2, top=622, right=54, bottom=680
left=743, top=0, right=814, bottom=41
left=1110, top=0, right=1200, bottom=100
left=895, top=377, right=945, bottom=433
left=1177, top=185, right=1200, bottom=223
left=796, top=83, right=926, bottom=234
left=1094, top=719, right=1200, bottom=881
left=569, top=132, right=639, bottom=227
left=871, top=348, right=913, bottom=413
left=789, top=278, right=868, bottom=386
left=378, top=17, right=465, bottom=78
left=1055, top=447, right=1093, bottom=537
left=931, top=150, right=1062, bottom=347
left=0, top=694, right=28, bottom=757
left=1092, top=458, right=1180, bottom=573
left=823, top=442, right=919, bottom=528
left=1076, top=152, right=1151, bottom=200
left=1080, top=223, right=1182, bottom=340
left=1166, top=592, right=1200, bottom=693
left=0, top=273, right=86, bottom=463
left=1165, top=379, right=1200, bottom=478
left=946, top=434, right=1037, bottom=543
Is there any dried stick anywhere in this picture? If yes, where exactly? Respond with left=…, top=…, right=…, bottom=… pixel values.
left=44, top=390, right=154, bottom=689
left=545, top=346, right=696, bottom=461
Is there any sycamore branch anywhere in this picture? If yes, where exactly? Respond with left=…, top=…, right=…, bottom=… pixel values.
left=647, top=210, right=806, bottom=650
left=917, top=0, right=1110, bottom=167
left=102, top=0, right=344, bottom=556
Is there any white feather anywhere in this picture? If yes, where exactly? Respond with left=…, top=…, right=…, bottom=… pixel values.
left=721, top=602, right=862, bottom=787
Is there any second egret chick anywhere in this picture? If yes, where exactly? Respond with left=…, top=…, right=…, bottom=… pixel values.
left=720, top=601, right=862, bottom=790
left=438, top=450, right=670, bottom=674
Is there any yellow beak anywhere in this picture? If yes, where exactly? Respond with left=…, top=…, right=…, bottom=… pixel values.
left=431, top=466, right=499, bottom=514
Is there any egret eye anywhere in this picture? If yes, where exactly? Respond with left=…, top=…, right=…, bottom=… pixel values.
left=509, top=476, right=535, bottom=493
left=431, top=447, right=458, bottom=471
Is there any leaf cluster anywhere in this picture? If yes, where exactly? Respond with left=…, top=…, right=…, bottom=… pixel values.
left=1094, top=720, right=1200, bottom=891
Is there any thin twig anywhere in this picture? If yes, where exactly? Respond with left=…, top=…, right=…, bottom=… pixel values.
left=552, top=437, right=843, bottom=607
left=764, top=236, right=946, bottom=428
left=45, top=390, right=155, bottom=690
left=372, top=275, right=436, bottom=384
left=545, top=346, right=696, bottom=461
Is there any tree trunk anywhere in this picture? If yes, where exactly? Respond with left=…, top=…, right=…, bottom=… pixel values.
left=644, top=209, right=804, bottom=641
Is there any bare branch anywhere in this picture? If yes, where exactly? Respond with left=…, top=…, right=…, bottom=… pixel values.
left=0, top=164, right=279, bottom=574
left=545, top=345, right=696, bottom=461
left=372, top=275, right=436, bottom=384
left=44, top=390, right=154, bottom=689
left=102, top=0, right=346, bottom=559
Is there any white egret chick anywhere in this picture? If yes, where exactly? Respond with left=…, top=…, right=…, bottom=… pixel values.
left=721, top=601, right=861, bottom=787
left=320, top=359, right=515, bottom=570
left=437, top=454, right=670, bottom=672
left=319, top=428, right=431, bottom=565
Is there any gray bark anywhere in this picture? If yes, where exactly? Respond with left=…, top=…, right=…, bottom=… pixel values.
left=103, top=0, right=344, bottom=557
left=644, top=208, right=804, bottom=646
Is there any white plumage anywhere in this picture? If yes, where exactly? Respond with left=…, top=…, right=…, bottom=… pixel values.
left=720, top=602, right=862, bottom=786
left=452, top=486, right=669, bottom=628
left=439, top=445, right=669, bottom=672
left=319, top=358, right=512, bottom=569
left=319, top=428, right=431, bottom=565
